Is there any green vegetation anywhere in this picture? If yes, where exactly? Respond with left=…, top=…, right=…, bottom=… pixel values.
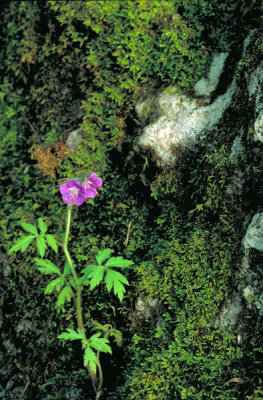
left=1, top=0, right=263, bottom=399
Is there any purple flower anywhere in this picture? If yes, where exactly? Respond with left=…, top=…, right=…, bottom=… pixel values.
left=82, top=173, right=103, bottom=201
left=59, top=179, right=85, bottom=205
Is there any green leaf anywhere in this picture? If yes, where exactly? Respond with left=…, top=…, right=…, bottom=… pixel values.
left=45, top=234, right=58, bottom=253
left=38, top=217, right=47, bottom=234
left=44, top=277, right=64, bottom=294
left=105, top=256, right=134, bottom=268
left=9, top=235, right=35, bottom=254
left=36, top=235, right=46, bottom=257
left=63, top=261, right=72, bottom=276
left=56, top=285, right=73, bottom=307
left=105, top=269, right=129, bottom=302
left=58, top=328, right=85, bottom=341
left=81, top=264, right=97, bottom=276
left=110, top=328, right=122, bottom=347
left=20, top=222, right=38, bottom=235
left=95, top=249, right=111, bottom=265
left=21, top=235, right=35, bottom=252
left=84, top=346, right=97, bottom=373
left=89, top=333, right=112, bottom=354
left=89, top=265, right=105, bottom=290
left=34, top=258, right=62, bottom=275
left=91, top=319, right=108, bottom=332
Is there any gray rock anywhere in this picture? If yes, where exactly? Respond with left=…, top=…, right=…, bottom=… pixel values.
left=66, top=128, right=83, bottom=152
left=135, top=296, right=159, bottom=319
left=194, top=52, right=229, bottom=98
left=136, top=80, right=236, bottom=166
left=214, top=292, right=243, bottom=331
left=135, top=48, right=238, bottom=166
left=243, top=213, right=263, bottom=251
left=247, top=61, right=263, bottom=143
left=215, top=212, right=263, bottom=330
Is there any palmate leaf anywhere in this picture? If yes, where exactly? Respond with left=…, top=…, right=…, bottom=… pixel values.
left=105, top=256, right=134, bottom=268
left=8, top=235, right=35, bottom=254
left=105, top=269, right=129, bottom=302
left=20, top=222, right=38, bottom=235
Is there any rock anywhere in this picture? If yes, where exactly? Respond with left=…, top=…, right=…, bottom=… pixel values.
left=136, top=79, right=236, bottom=166
left=66, top=127, right=83, bottom=151
left=237, top=213, right=263, bottom=316
left=214, top=292, right=243, bottom=331
left=229, top=136, right=246, bottom=166
left=215, top=213, right=263, bottom=330
left=135, top=296, right=159, bottom=319
left=242, top=213, right=263, bottom=251
left=247, top=61, right=263, bottom=143
left=135, top=50, right=236, bottom=166
left=194, top=52, right=229, bottom=98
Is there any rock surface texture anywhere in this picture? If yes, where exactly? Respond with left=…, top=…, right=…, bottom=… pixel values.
left=135, top=51, right=236, bottom=166
left=247, top=61, right=263, bottom=143
left=240, top=213, right=263, bottom=315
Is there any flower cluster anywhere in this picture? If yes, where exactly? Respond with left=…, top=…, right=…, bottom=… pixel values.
left=59, top=173, right=102, bottom=205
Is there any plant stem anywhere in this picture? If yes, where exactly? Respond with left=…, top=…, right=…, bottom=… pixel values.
left=63, top=205, right=84, bottom=333
left=63, top=205, right=103, bottom=397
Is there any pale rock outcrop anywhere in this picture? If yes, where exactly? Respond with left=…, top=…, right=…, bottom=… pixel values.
left=247, top=62, right=263, bottom=143
left=214, top=292, right=243, bottom=331
left=214, top=213, right=263, bottom=330
left=66, top=127, right=83, bottom=152
left=135, top=52, right=235, bottom=166
left=194, top=52, right=229, bottom=98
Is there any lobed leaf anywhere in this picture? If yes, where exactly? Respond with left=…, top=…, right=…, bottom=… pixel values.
left=105, top=269, right=129, bottom=302
left=95, top=248, right=111, bottom=265
left=8, top=235, right=35, bottom=254
left=81, top=264, right=98, bottom=277
left=58, top=328, right=85, bottom=341
left=89, top=265, right=105, bottom=290
left=89, top=333, right=112, bottom=354
left=84, top=346, right=97, bottom=373
left=44, top=277, right=64, bottom=294
left=56, top=285, right=73, bottom=307
left=105, top=256, right=134, bottom=268
left=21, top=235, right=35, bottom=252
left=34, top=258, right=62, bottom=275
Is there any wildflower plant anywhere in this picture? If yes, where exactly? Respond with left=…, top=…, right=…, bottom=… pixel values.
left=9, top=173, right=133, bottom=399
